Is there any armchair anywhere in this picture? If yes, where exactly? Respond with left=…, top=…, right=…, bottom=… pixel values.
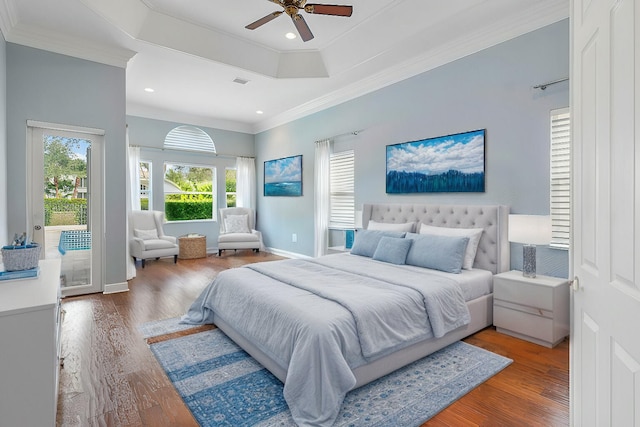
left=129, top=210, right=179, bottom=268
left=217, top=207, right=263, bottom=256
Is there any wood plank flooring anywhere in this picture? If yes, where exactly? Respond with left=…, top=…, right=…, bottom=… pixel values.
left=56, top=252, right=569, bottom=426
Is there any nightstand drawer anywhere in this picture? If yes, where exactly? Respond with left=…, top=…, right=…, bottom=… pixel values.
left=494, top=305, right=554, bottom=343
left=494, top=277, right=554, bottom=310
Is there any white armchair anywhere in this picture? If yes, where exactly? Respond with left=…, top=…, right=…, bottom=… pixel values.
left=217, top=207, right=263, bottom=256
left=129, top=210, right=179, bottom=268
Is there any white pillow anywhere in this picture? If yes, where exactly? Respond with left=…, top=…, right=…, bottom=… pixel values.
left=367, top=220, right=415, bottom=232
left=225, top=214, right=250, bottom=233
left=134, top=228, right=158, bottom=240
left=419, top=224, right=483, bottom=270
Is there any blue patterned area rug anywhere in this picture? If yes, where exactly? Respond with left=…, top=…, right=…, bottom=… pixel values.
left=142, top=319, right=511, bottom=427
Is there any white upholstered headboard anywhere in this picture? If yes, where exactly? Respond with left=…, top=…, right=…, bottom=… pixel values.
left=362, top=203, right=510, bottom=274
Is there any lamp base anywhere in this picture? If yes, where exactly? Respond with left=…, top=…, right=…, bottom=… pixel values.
left=522, top=244, right=537, bottom=278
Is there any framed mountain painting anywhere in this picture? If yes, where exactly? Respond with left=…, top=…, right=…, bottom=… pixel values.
left=386, top=129, right=485, bottom=193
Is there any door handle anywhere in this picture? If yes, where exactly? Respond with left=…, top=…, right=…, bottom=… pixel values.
left=569, top=276, right=580, bottom=292
left=34, top=225, right=42, bottom=230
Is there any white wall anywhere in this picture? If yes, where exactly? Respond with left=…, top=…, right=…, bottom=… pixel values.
left=255, top=20, right=570, bottom=278
left=6, top=44, right=127, bottom=287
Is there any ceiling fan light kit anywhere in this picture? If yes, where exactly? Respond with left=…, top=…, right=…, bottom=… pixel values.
left=246, top=0, right=353, bottom=42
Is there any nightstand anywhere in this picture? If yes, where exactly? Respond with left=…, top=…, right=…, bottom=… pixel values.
left=493, top=270, right=570, bottom=348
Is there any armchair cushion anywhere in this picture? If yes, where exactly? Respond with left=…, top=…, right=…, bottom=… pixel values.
left=134, top=228, right=159, bottom=240
left=224, top=214, right=250, bottom=234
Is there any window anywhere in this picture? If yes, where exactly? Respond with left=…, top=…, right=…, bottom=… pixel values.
left=225, top=168, right=237, bottom=207
left=550, top=108, right=571, bottom=249
left=164, top=163, right=216, bottom=221
left=329, top=150, right=355, bottom=228
left=139, top=161, right=151, bottom=210
left=164, top=126, right=216, bottom=153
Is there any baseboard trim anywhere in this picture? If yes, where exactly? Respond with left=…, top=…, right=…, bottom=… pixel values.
left=104, top=281, right=129, bottom=294
left=266, top=247, right=311, bottom=259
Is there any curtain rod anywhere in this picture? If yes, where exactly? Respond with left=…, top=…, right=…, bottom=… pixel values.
left=533, top=77, right=569, bottom=90
left=320, top=129, right=364, bottom=142
left=130, top=144, right=253, bottom=160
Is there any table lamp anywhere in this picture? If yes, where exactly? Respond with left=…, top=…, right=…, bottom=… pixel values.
left=508, top=214, right=552, bottom=278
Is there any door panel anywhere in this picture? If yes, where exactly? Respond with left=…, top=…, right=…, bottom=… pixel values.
left=28, top=123, right=103, bottom=296
left=571, top=0, right=640, bottom=425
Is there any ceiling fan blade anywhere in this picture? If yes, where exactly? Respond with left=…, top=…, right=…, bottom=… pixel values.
left=292, top=14, right=314, bottom=42
left=304, top=4, right=353, bottom=17
left=245, top=11, right=283, bottom=30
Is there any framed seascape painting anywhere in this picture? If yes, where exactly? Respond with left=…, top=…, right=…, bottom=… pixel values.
left=264, top=155, right=303, bottom=197
left=386, top=129, right=486, bottom=193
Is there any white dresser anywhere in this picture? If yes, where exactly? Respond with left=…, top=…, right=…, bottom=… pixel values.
left=493, top=270, right=570, bottom=348
left=0, top=259, right=62, bottom=427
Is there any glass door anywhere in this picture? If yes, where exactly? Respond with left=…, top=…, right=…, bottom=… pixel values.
left=28, top=123, right=103, bottom=296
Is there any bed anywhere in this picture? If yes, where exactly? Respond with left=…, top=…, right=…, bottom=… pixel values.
left=182, top=203, right=509, bottom=426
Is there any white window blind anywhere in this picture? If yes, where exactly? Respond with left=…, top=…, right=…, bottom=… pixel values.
left=329, top=150, right=355, bottom=228
left=550, top=108, right=571, bottom=249
left=164, top=126, right=216, bottom=153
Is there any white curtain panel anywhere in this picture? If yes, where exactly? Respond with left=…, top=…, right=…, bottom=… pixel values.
left=314, top=139, right=331, bottom=257
left=236, top=157, right=256, bottom=210
left=125, top=134, right=140, bottom=280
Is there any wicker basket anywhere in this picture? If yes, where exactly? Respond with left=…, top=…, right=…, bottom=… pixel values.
left=1, top=244, right=41, bottom=271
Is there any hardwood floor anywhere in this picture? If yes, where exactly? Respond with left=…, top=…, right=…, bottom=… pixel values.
left=56, top=252, right=569, bottom=426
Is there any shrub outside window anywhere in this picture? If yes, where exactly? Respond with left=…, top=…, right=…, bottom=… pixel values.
left=164, top=163, right=216, bottom=221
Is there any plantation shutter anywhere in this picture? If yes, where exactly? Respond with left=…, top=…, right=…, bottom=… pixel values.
left=330, top=150, right=355, bottom=228
left=550, top=108, right=571, bottom=249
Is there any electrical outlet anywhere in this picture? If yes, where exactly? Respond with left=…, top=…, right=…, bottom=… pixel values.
left=292, top=233, right=297, bottom=243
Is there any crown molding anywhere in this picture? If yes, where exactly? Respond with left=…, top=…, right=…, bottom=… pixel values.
left=252, top=1, right=569, bottom=134
left=127, top=102, right=255, bottom=135
left=4, top=23, right=136, bottom=68
left=0, top=0, right=17, bottom=39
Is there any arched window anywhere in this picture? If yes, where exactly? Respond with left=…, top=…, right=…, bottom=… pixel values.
left=164, top=126, right=216, bottom=153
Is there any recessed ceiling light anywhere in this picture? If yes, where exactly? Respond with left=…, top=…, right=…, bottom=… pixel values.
left=144, top=87, right=155, bottom=93
left=256, top=110, right=264, bottom=115
left=285, top=32, right=296, bottom=40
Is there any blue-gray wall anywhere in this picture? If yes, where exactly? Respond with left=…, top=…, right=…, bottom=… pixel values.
left=6, top=44, right=127, bottom=287
left=126, top=115, right=255, bottom=248
left=0, top=32, right=7, bottom=247
left=255, top=19, right=570, bottom=278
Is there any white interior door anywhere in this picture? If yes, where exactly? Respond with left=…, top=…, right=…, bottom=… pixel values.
left=27, top=122, right=104, bottom=296
left=571, top=0, right=640, bottom=425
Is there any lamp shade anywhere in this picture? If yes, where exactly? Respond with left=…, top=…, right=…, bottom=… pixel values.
left=508, top=214, right=552, bottom=245
left=354, top=210, right=363, bottom=229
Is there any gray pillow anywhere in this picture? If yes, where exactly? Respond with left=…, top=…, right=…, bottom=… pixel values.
left=372, top=236, right=413, bottom=265
left=350, top=230, right=407, bottom=257
left=405, top=233, right=469, bottom=273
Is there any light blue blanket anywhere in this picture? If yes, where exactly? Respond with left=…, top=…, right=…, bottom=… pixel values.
left=182, top=254, right=470, bottom=427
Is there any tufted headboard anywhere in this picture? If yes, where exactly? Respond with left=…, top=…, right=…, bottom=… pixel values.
left=362, top=203, right=510, bottom=274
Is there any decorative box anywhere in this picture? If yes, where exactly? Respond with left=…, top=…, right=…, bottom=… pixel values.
left=1, top=244, right=41, bottom=271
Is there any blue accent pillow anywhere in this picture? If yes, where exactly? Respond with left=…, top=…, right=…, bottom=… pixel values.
left=372, top=236, right=413, bottom=265
left=350, top=230, right=406, bottom=257
left=405, top=233, right=470, bottom=273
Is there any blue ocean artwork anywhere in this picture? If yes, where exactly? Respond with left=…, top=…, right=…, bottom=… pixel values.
left=264, top=155, right=303, bottom=197
left=386, top=129, right=485, bottom=193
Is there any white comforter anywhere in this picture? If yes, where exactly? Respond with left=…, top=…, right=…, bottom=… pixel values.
left=182, top=253, right=470, bottom=427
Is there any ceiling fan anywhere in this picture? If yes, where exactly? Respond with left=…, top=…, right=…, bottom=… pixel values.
left=245, top=0, right=353, bottom=42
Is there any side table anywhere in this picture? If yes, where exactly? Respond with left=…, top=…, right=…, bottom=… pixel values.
left=493, top=270, right=570, bottom=347
left=178, top=234, right=207, bottom=259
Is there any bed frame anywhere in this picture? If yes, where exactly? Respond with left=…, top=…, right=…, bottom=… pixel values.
left=214, top=203, right=510, bottom=387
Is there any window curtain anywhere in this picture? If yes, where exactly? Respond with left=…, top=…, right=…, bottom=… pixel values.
left=236, top=157, right=256, bottom=210
left=314, top=139, right=331, bottom=257
left=125, top=131, right=140, bottom=280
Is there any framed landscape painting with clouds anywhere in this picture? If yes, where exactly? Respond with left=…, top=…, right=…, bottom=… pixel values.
left=386, top=129, right=485, bottom=193
left=264, top=154, right=303, bottom=197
